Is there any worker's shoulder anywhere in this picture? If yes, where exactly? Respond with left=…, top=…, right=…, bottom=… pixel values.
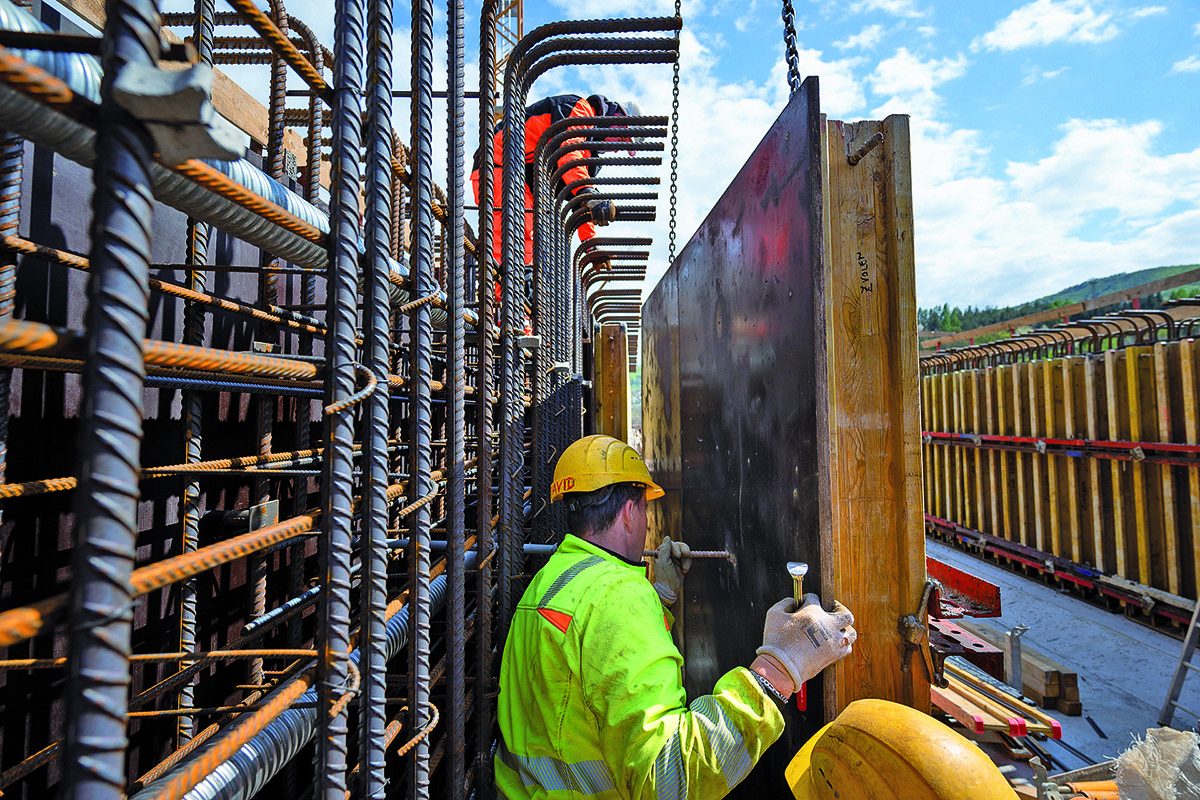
left=528, top=549, right=651, bottom=608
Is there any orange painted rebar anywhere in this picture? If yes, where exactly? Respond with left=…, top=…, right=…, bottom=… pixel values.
left=0, top=648, right=317, bottom=670
left=0, top=512, right=318, bottom=648
left=0, top=476, right=76, bottom=498
left=130, top=687, right=269, bottom=790
left=143, top=447, right=324, bottom=476
left=223, top=0, right=331, bottom=99
left=0, top=45, right=75, bottom=107
left=0, top=318, right=320, bottom=379
left=131, top=513, right=318, bottom=596
left=0, top=740, right=60, bottom=791
left=0, top=235, right=327, bottom=335
left=394, top=702, right=440, bottom=758
left=0, top=594, right=68, bottom=647
left=171, top=160, right=326, bottom=244
left=138, top=670, right=316, bottom=800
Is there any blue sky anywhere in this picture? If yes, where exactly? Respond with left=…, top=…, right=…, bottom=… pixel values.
left=152, top=0, right=1200, bottom=310
left=519, top=0, right=1200, bottom=309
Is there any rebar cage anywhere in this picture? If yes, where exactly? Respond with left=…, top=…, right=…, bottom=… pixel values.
left=0, top=0, right=678, bottom=795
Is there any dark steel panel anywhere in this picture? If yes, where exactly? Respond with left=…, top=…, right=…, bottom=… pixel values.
left=643, top=77, right=824, bottom=797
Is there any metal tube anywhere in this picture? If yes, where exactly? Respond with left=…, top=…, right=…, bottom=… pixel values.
left=61, top=0, right=159, bottom=792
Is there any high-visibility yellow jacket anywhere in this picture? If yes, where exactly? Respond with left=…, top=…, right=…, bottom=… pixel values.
left=495, top=534, right=785, bottom=800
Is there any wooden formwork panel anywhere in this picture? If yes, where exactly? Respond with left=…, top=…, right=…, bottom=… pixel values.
left=642, top=78, right=928, bottom=796
left=923, top=341, right=1200, bottom=604
left=591, top=322, right=631, bottom=442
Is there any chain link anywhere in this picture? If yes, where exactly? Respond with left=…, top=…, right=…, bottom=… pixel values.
left=667, top=0, right=681, bottom=265
left=781, top=0, right=801, bottom=95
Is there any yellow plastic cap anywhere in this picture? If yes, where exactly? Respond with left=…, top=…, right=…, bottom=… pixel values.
left=786, top=700, right=1018, bottom=800
left=550, top=435, right=665, bottom=503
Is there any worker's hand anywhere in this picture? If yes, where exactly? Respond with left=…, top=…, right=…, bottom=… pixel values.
left=651, top=536, right=692, bottom=606
left=756, top=594, right=856, bottom=689
left=587, top=198, right=617, bottom=226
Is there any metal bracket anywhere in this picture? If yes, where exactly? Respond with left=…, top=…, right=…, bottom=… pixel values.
left=113, top=62, right=242, bottom=166
left=899, top=579, right=948, bottom=688
left=249, top=500, right=279, bottom=531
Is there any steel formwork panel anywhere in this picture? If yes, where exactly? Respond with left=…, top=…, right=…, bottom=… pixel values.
left=643, top=78, right=826, bottom=798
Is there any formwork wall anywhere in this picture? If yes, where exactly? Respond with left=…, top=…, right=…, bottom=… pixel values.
left=642, top=79, right=927, bottom=798
left=923, top=333, right=1200, bottom=618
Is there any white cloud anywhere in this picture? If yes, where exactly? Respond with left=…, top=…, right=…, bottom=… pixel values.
left=867, top=47, right=968, bottom=118
left=850, top=0, right=924, bottom=18
left=733, top=0, right=759, bottom=33
left=1021, top=64, right=1069, bottom=85
left=1172, top=55, right=1200, bottom=74
left=1195, top=22, right=1200, bottom=35
left=917, top=26, right=937, bottom=38
left=973, top=0, right=1119, bottom=51
left=835, top=24, right=884, bottom=51
left=1129, top=6, right=1166, bottom=18
left=913, top=119, right=1200, bottom=307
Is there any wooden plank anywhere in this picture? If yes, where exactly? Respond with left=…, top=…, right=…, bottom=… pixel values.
left=821, top=115, right=929, bottom=713
left=941, top=372, right=952, bottom=522
left=1070, top=357, right=1089, bottom=563
left=997, top=365, right=1014, bottom=542
left=971, top=369, right=985, bottom=532
left=1043, top=358, right=1063, bottom=558
left=1105, top=349, right=1129, bottom=579
left=1178, top=341, right=1200, bottom=599
left=592, top=322, right=631, bottom=441
left=1153, top=343, right=1180, bottom=595
left=921, top=266, right=1200, bottom=350
left=1028, top=361, right=1047, bottom=553
left=1127, top=347, right=1153, bottom=587
left=1013, top=364, right=1030, bottom=548
left=985, top=366, right=1000, bottom=536
left=1083, top=355, right=1107, bottom=572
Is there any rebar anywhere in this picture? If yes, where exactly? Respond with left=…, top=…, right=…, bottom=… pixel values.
left=0, top=3, right=679, bottom=794
left=60, top=0, right=158, bottom=792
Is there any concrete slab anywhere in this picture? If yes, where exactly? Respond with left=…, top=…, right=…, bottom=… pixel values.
left=928, top=538, right=1200, bottom=773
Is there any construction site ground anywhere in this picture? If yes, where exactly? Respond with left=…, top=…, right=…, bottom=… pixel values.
left=928, top=538, right=1200, bottom=778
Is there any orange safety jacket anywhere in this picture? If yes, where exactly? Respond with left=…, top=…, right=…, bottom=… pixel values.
left=471, top=94, right=626, bottom=266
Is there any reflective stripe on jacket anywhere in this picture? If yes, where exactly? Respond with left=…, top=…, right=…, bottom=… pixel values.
left=495, top=534, right=785, bottom=800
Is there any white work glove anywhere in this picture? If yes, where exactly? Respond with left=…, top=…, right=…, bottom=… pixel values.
left=756, top=594, right=856, bottom=688
left=651, top=536, right=692, bottom=606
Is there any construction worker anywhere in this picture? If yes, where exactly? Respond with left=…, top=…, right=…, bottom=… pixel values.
left=495, top=434, right=858, bottom=800
left=786, top=698, right=1018, bottom=799
left=471, top=94, right=641, bottom=272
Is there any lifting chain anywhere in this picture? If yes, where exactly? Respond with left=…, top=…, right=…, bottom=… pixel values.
left=781, top=0, right=801, bottom=95
left=666, top=0, right=681, bottom=265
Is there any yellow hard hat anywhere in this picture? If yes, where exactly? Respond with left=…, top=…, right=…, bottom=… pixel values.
left=550, top=435, right=665, bottom=503
left=786, top=700, right=1017, bottom=800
